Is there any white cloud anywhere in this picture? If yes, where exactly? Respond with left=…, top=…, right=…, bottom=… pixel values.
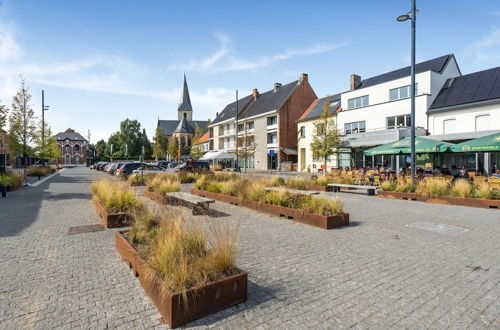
left=463, top=28, right=500, bottom=63
left=169, top=33, right=347, bottom=73
left=489, top=11, right=500, bottom=17
left=0, top=24, right=21, bottom=61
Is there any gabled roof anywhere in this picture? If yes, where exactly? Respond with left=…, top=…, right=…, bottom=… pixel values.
left=55, top=128, right=87, bottom=141
left=211, top=94, right=254, bottom=125
left=298, top=93, right=341, bottom=122
left=174, top=116, right=194, bottom=134
left=194, top=132, right=209, bottom=145
left=158, top=120, right=208, bottom=136
left=358, top=54, right=455, bottom=89
left=429, top=66, right=500, bottom=112
left=178, top=74, right=193, bottom=112
left=240, top=80, right=300, bottom=118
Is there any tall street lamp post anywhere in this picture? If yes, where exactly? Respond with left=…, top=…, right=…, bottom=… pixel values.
left=235, top=90, right=239, bottom=172
left=397, top=0, right=417, bottom=183
left=41, top=90, right=50, bottom=166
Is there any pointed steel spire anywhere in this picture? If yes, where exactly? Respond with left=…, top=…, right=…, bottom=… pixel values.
left=178, top=74, right=193, bottom=112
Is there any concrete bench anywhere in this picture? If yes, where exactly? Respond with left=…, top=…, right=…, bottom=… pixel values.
left=165, top=192, right=215, bottom=215
left=265, top=187, right=320, bottom=195
left=328, top=183, right=378, bottom=196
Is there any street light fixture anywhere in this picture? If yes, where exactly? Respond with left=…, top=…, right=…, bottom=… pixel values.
left=397, top=0, right=417, bottom=183
left=41, top=90, right=50, bottom=166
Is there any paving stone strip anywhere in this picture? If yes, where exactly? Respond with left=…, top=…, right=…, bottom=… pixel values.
left=0, top=168, right=499, bottom=329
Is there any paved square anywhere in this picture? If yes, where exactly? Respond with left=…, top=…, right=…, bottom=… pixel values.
left=0, top=168, right=499, bottom=329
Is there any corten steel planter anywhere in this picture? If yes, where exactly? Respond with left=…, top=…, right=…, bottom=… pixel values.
left=144, top=190, right=167, bottom=204
left=425, top=195, right=500, bottom=209
left=128, top=181, right=144, bottom=187
left=307, top=184, right=333, bottom=192
left=377, top=190, right=425, bottom=201
left=377, top=191, right=500, bottom=209
left=191, top=189, right=349, bottom=230
left=92, top=197, right=133, bottom=228
left=115, top=231, right=247, bottom=328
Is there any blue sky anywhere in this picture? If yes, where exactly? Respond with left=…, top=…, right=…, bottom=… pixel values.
left=0, top=0, right=500, bottom=142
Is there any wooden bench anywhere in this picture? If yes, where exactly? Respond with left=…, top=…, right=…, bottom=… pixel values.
left=165, top=192, right=215, bottom=215
left=328, top=183, right=378, bottom=196
left=265, top=187, right=320, bottom=195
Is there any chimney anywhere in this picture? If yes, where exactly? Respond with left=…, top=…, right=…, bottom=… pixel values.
left=350, top=74, right=361, bottom=90
left=274, top=83, right=282, bottom=92
left=252, top=88, right=259, bottom=101
left=299, top=73, right=308, bottom=83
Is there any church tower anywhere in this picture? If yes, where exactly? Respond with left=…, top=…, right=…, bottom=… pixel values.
left=178, top=74, right=193, bottom=121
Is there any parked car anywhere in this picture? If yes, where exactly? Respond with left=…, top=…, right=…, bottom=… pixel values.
left=164, top=162, right=179, bottom=173
left=132, top=164, right=166, bottom=175
left=97, top=162, right=109, bottom=171
left=116, top=162, right=142, bottom=177
left=107, top=163, right=119, bottom=175
left=177, top=161, right=210, bottom=172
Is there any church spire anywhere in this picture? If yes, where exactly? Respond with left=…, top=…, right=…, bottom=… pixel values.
left=178, top=74, right=193, bottom=120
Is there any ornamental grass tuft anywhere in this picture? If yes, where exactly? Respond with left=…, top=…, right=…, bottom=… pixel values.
left=147, top=173, right=181, bottom=195
left=314, top=176, right=330, bottom=186
left=450, top=179, right=473, bottom=198
left=286, top=177, right=308, bottom=190
left=416, top=179, right=449, bottom=197
left=0, top=172, right=23, bottom=188
left=380, top=180, right=396, bottom=191
left=91, top=179, right=141, bottom=213
left=144, top=213, right=239, bottom=295
left=270, top=176, right=285, bottom=187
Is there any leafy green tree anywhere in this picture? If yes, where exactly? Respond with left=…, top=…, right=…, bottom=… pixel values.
left=152, top=126, right=168, bottom=160
left=310, top=101, right=341, bottom=172
left=167, top=136, right=178, bottom=160
left=33, top=120, right=57, bottom=161
left=9, top=78, right=37, bottom=171
left=119, top=119, right=142, bottom=157
left=46, top=136, right=61, bottom=161
left=190, top=126, right=205, bottom=160
left=0, top=100, right=7, bottom=132
left=95, top=139, right=106, bottom=160
left=105, top=132, right=121, bottom=159
left=140, top=128, right=152, bottom=160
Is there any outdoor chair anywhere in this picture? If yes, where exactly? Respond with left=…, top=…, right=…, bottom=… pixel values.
left=488, top=177, right=500, bottom=190
left=473, top=176, right=487, bottom=186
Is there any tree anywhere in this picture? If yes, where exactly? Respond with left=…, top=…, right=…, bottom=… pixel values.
left=46, top=136, right=61, bottom=161
left=167, top=136, right=178, bottom=160
left=152, top=126, right=168, bottom=160
left=142, top=129, right=152, bottom=160
left=119, top=119, right=142, bottom=158
left=33, top=120, right=58, bottom=161
left=236, top=119, right=256, bottom=172
left=0, top=100, right=7, bottom=132
left=9, top=78, right=37, bottom=171
left=190, top=126, right=205, bottom=160
left=310, top=101, right=341, bottom=173
left=106, top=132, right=121, bottom=159
left=95, top=139, right=106, bottom=160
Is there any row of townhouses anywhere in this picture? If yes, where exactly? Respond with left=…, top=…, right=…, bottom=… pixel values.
left=204, top=54, right=500, bottom=173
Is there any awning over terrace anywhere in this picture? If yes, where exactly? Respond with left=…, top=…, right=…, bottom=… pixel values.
left=450, top=132, right=500, bottom=152
left=363, top=137, right=455, bottom=156
left=199, top=150, right=235, bottom=160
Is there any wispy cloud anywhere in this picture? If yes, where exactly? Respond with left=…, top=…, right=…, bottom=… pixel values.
left=168, top=33, right=348, bottom=73
left=489, top=11, right=500, bottom=17
left=0, top=24, right=21, bottom=61
left=463, top=28, right=500, bottom=63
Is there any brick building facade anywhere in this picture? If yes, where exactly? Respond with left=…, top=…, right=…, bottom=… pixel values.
left=55, top=128, right=94, bottom=166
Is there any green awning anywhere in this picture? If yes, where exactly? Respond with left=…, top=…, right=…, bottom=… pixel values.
left=451, top=132, right=500, bottom=152
left=364, top=137, right=455, bottom=156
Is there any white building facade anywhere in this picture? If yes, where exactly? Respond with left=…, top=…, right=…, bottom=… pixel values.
left=335, top=54, right=461, bottom=168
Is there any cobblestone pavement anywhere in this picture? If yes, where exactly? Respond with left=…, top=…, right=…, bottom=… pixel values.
left=1, top=168, right=499, bottom=329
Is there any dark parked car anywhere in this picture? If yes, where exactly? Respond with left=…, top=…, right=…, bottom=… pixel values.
left=116, top=162, right=142, bottom=176
left=97, top=162, right=109, bottom=171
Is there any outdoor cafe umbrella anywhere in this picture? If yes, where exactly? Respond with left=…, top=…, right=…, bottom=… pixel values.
left=364, top=137, right=455, bottom=156
left=451, top=132, right=500, bottom=152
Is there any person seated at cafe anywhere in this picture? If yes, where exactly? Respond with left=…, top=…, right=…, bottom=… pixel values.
left=451, top=165, right=460, bottom=178
left=432, top=166, right=442, bottom=174
left=493, top=169, right=500, bottom=178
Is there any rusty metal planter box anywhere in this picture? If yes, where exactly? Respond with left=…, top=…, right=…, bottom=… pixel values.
left=92, top=197, right=133, bottom=228
left=115, top=231, right=247, bottom=328
left=307, top=184, right=333, bottom=192
left=128, top=181, right=144, bottom=187
left=378, top=191, right=500, bottom=209
left=191, top=189, right=349, bottom=230
left=144, top=190, right=167, bottom=204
